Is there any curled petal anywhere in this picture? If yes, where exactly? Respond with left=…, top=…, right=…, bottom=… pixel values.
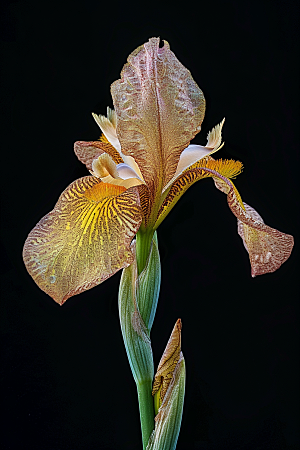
left=74, top=140, right=123, bottom=170
left=96, top=161, right=144, bottom=189
left=155, top=158, right=243, bottom=228
left=209, top=169, right=294, bottom=276
left=155, top=160, right=293, bottom=275
left=206, top=118, right=225, bottom=149
left=237, top=202, right=264, bottom=252
left=137, top=184, right=151, bottom=224
left=117, top=163, right=144, bottom=181
left=23, top=177, right=142, bottom=304
left=164, top=118, right=226, bottom=190
left=91, top=153, right=119, bottom=178
left=111, top=37, right=205, bottom=197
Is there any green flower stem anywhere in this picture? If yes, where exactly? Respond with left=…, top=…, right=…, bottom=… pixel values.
left=119, top=231, right=160, bottom=449
left=137, top=379, right=155, bottom=450
left=136, top=227, right=155, bottom=275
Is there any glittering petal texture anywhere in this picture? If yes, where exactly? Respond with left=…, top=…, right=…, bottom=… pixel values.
left=23, top=177, right=142, bottom=304
left=237, top=202, right=264, bottom=251
left=111, top=37, right=205, bottom=198
left=74, top=140, right=124, bottom=170
left=235, top=201, right=293, bottom=277
left=208, top=169, right=294, bottom=276
left=152, top=319, right=182, bottom=403
left=156, top=161, right=293, bottom=275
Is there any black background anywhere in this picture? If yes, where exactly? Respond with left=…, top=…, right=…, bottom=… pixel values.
left=1, top=1, right=299, bottom=449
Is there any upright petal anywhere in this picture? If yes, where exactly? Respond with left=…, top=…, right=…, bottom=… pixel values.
left=111, top=37, right=205, bottom=197
left=23, top=177, right=142, bottom=304
left=92, top=107, right=121, bottom=152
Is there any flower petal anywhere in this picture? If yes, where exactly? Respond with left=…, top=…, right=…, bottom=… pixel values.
left=92, top=107, right=121, bottom=152
left=117, top=163, right=143, bottom=181
left=209, top=170, right=294, bottom=276
left=155, top=160, right=293, bottom=275
left=163, top=119, right=225, bottom=190
left=23, top=177, right=142, bottom=304
left=222, top=185, right=293, bottom=277
left=90, top=155, right=144, bottom=189
left=111, top=37, right=205, bottom=197
left=74, top=140, right=124, bottom=170
left=155, top=158, right=243, bottom=228
left=91, top=153, right=120, bottom=178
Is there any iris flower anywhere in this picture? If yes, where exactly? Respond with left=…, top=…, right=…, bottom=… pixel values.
left=23, top=38, right=294, bottom=305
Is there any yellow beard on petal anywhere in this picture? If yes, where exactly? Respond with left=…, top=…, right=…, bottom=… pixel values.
left=23, top=177, right=142, bottom=304
left=84, top=182, right=126, bottom=202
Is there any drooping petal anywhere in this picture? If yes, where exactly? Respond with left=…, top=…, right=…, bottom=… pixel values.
left=74, top=140, right=124, bottom=170
left=237, top=202, right=264, bottom=252
left=111, top=37, right=205, bottom=197
left=155, top=158, right=243, bottom=228
left=23, top=177, right=142, bottom=304
left=213, top=177, right=294, bottom=276
left=163, top=119, right=225, bottom=190
left=155, top=159, right=293, bottom=275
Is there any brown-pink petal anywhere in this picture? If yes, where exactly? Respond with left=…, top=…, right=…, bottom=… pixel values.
left=74, top=140, right=123, bottom=171
left=211, top=170, right=294, bottom=276
left=111, top=37, right=205, bottom=199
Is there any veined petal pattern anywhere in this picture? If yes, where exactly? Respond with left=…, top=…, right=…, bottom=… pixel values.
left=207, top=169, right=294, bottom=276
left=23, top=177, right=142, bottom=304
left=155, top=158, right=243, bottom=229
left=111, top=37, right=205, bottom=197
left=74, top=140, right=124, bottom=170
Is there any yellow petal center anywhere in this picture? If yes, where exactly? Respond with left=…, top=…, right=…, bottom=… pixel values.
left=83, top=182, right=126, bottom=202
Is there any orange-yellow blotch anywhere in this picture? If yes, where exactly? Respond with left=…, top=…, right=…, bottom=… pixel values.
left=23, top=177, right=142, bottom=305
left=83, top=182, right=126, bottom=202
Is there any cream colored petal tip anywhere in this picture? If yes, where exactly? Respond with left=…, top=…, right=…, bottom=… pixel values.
left=163, top=119, right=226, bottom=192
left=92, top=108, right=121, bottom=152
left=91, top=153, right=119, bottom=179
left=164, top=145, right=214, bottom=190
left=206, top=118, right=225, bottom=149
